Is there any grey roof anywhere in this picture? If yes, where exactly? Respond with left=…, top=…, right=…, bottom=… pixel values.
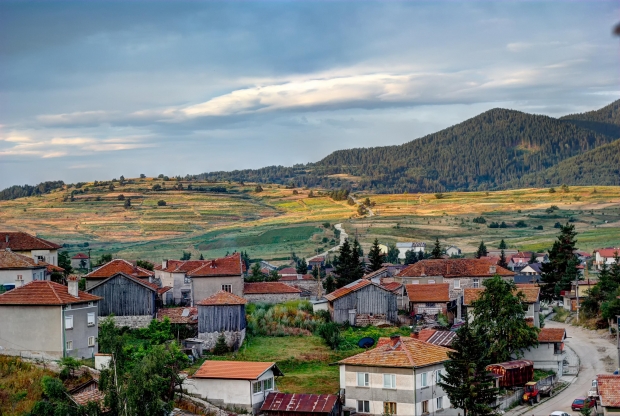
left=426, top=331, right=457, bottom=347
left=396, top=242, right=426, bottom=248
left=513, top=274, right=542, bottom=284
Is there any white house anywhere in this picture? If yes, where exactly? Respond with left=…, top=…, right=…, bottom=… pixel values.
left=520, top=328, right=566, bottom=377
left=463, top=284, right=540, bottom=327
left=0, top=249, right=48, bottom=289
left=445, top=246, right=461, bottom=257
left=185, top=360, right=283, bottom=414
left=396, top=242, right=426, bottom=260
left=0, top=232, right=61, bottom=266
left=594, top=248, right=620, bottom=269
left=338, top=335, right=458, bottom=416
left=71, top=253, right=91, bottom=270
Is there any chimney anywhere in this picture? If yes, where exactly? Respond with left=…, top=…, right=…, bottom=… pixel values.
left=420, top=267, right=426, bottom=277
left=162, top=259, right=168, bottom=269
left=211, top=260, right=217, bottom=268
left=34, top=256, right=39, bottom=265
left=489, top=265, right=496, bottom=274
left=390, top=335, right=401, bottom=347
left=68, top=275, right=79, bottom=297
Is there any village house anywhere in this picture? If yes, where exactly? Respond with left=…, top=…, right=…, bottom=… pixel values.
left=278, top=273, right=318, bottom=296
left=0, top=248, right=48, bottom=289
left=197, top=290, right=247, bottom=351
left=379, top=280, right=405, bottom=309
left=395, top=242, right=426, bottom=260
left=561, top=280, right=598, bottom=312
left=396, top=259, right=515, bottom=302
left=84, top=259, right=155, bottom=290
left=596, top=374, right=620, bottom=416
left=178, top=253, right=246, bottom=304
left=185, top=360, right=283, bottom=414
left=507, top=256, right=530, bottom=272
left=87, top=272, right=171, bottom=328
left=520, top=263, right=542, bottom=276
left=444, top=246, right=461, bottom=257
left=324, top=279, right=398, bottom=326
left=71, top=253, right=91, bottom=270
left=0, top=231, right=62, bottom=266
left=155, top=259, right=213, bottom=304
left=0, top=277, right=101, bottom=360
left=487, top=249, right=518, bottom=258
left=244, top=282, right=302, bottom=303
left=594, top=248, right=620, bottom=269
left=520, top=328, right=567, bottom=376
left=462, top=284, right=540, bottom=327
left=338, top=335, right=457, bottom=416
left=260, top=392, right=342, bottom=416
left=404, top=283, right=450, bottom=320
left=308, top=256, right=325, bottom=269
left=156, top=306, right=198, bottom=327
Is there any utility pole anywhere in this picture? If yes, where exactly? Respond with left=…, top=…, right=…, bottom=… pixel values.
left=617, top=315, right=620, bottom=373
left=575, top=278, right=580, bottom=323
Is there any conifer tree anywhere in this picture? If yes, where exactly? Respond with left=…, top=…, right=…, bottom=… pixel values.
left=213, top=333, right=229, bottom=355
left=475, top=241, right=487, bottom=259
left=498, top=239, right=507, bottom=250
left=323, top=274, right=337, bottom=293
left=404, top=250, right=418, bottom=265
left=540, top=223, right=578, bottom=301
left=296, top=258, right=308, bottom=274
left=368, top=238, right=384, bottom=272
left=529, top=252, right=537, bottom=264
left=431, top=238, right=442, bottom=259
left=386, top=243, right=400, bottom=264
left=498, top=249, right=508, bottom=268
left=335, top=240, right=353, bottom=288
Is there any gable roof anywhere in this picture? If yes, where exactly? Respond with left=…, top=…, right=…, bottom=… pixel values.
left=193, top=360, right=282, bottom=380
left=538, top=328, right=566, bottom=343
left=463, top=285, right=540, bottom=305
left=187, top=253, right=243, bottom=277
left=521, top=263, right=542, bottom=274
left=0, top=280, right=101, bottom=305
left=399, top=259, right=514, bottom=278
left=278, top=267, right=298, bottom=275
left=0, top=249, right=47, bottom=270
left=260, top=392, right=339, bottom=414
left=324, top=279, right=374, bottom=301
left=72, top=253, right=89, bottom=259
left=381, top=281, right=403, bottom=293
left=0, top=232, right=62, bottom=251
left=157, top=307, right=198, bottom=324
left=85, top=259, right=154, bottom=279
left=405, top=283, right=450, bottom=303
left=244, top=282, right=302, bottom=295
left=597, top=374, right=620, bottom=407
left=87, top=272, right=169, bottom=294
left=338, top=336, right=452, bottom=368
left=197, top=290, right=248, bottom=306
left=595, top=248, right=620, bottom=258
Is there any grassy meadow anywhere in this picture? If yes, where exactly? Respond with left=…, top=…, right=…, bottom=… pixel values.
left=0, top=177, right=618, bottom=263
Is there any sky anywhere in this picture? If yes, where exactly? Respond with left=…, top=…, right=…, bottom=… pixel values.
left=1, top=1, right=619, bottom=189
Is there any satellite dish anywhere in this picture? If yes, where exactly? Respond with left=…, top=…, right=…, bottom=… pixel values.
left=358, top=337, right=375, bottom=349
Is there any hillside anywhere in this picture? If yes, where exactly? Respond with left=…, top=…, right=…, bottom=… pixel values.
left=198, top=100, right=620, bottom=193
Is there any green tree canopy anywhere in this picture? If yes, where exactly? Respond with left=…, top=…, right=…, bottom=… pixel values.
left=540, top=223, right=579, bottom=301
left=431, top=238, right=442, bottom=259
left=475, top=241, right=487, bottom=259
left=368, top=238, right=384, bottom=272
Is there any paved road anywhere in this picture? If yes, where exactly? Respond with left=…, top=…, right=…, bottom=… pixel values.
left=510, top=319, right=617, bottom=416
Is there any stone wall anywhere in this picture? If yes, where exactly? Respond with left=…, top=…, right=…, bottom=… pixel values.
left=355, top=314, right=388, bottom=326
left=105, top=315, right=153, bottom=329
left=244, top=293, right=301, bottom=304
left=198, top=329, right=246, bottom=352
left=281, top=280, right=318, bottom=297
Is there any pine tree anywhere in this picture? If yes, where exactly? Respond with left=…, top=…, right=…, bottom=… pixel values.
left=438, top=320, right=498, bottom=416
left=540, top=223, right=578, bottom=301
left=431, top=238, right=442, bottom=259
left=498, top=239, right=507, bottom=250
left=417, top=251, right=426, bottom=261
left=404, top=250, right=418, bottom=265
left=296, top=258, right=308, bottom=274
left=323, top=274, right=337, bottom=293
left=476, top=241, right=488, bottom=259
left=335, top=240, right=353, bottom=288
left=266, top=269, right=280, bottom=282
left=351, top=239, right=365, bottom=280
left=246, top=263, right=264, bottom=282
left=386, top=243, right=400, bottom=264
left=368, top=238, right=384, bottom=271
left=529, top=252, right=537, bottom=264
left=213, top=333, right=229, bottom=355
left=199, top=253, right=204, bottom=260
left=498, top=249, right=508, bottom=268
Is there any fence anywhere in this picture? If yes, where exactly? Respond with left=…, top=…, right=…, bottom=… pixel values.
left=496, top=387, right=524, bottom=411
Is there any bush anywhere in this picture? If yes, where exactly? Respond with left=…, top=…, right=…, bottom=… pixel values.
left=515, top=220, right=528, bottom=228
left=434, top=193, right=445, bottom=199
left=472, top=217, right=486, bottom=224
left=534, top=225, right=543, bottom=230
left=157, top=200, right=166, bottom=206
left=316, top=322, right=342, bottom=350
left=213, top=333, right=229, bottom=355
left=117, top=194, right=125, bottom=201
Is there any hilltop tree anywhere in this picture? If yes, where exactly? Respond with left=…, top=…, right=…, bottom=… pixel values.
left=181, top=251, right=191, bottom=261
left=368, top=238, right=384, bottom=272
left=124, top=198, right=131, bottom=209
left=498, top=250, right=508, bottom=269
left=498, top=239, right=507, bottom=250
left=255, top=185, right=263, bottom=193
left=439, top=320, right=499, bottom=416
left=540, top=223, right=579, bottom=301
left=431, top=238, right=442, bottom=259
left=475, top=241, right=488, bottom=259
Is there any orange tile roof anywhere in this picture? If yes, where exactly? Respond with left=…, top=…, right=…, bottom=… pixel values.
left=279, top=274, right=315, bottom=281
left=324, top=279, right=373, bottom=301
left=399, top=259, right=514, bottom=278
left=72, top=388, right=105, bottom=407
left=187, top=253, right=243, bottom=277
left=538, top=328, right=566, bottom=343
left=279, top=267, right=298, bottom=275
left=597, top=374, right=620, bottom=407
left=197, top=290, right=248, bottom=306
left=85, top=259, right=154, bottom=279
left=339, top=336, right=452, bottom=368
left=406, top=283, right=450, bottom=303
left=381, top=282, right=402, bottom=292
left=72, top=253, right=89, bottom=259
left=193, top=360, right=278, bottom=379
left=416, top=329, right=437, bottom=342
left=0, top=249, right=47, bottom=269
left=244, top=282, right=302, bottom=294
left=0, top=281, right=101, bottom=305
left=0, top=232, right=62, bottom=251
left=463, top=285, right=540, bottom=305
left=595, top=248, right=620, bottom=258
left=156, top=307, right=198, bottom=324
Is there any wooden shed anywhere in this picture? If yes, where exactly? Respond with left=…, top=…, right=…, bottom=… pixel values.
left=260, top=392, right=341, bottom=416
left=324, top=279, right=397, bottom=326
left=197, top=290, right=248, bottom=351
left=486, top=360, right=534, bottom=388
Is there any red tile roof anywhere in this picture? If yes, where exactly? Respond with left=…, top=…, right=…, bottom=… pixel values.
left=278, top=267, right=298, bottom=275
left=0, top=232, right=62, bottom=251
left=260, top=392, right=339, bottom=414
left=381, top=281, right=403, bottom=293
left=197, top=290, right=248, bottom=306
left=0, top=281, right=101, bottom=305
left=72, top=253, right=89, bottom=259
left=463, top=285, right=540, bottom=305
left=193, top=361, right=279, bottom=380
left=279, top=274, right=315, bottom=281
left=88, top=272, right=169, bottom=294
left=85, top=259, right=154, bottom=279
left=244, top=282, right=302, bottom=294
left=42, top=262, right=65, bottom=273
left=187, top=253, right=243, bottom=277
left=156, top=307, right=198, bottom=324
left=400, top=259, right=514, bottom=278
left=405, top=283, right=450, bottom=303
left=538, top=328, right=566, bottom=343
left=339, top=336, right=452, bottom=368
left=0, top=249, right=47, bottom=269
left=72, top=388, right=105, bottom=407
left=595, top=248, right=620, bottom=258
left=324, top=279, right=373, bottom=301
left=597, top=374, right=620, bottom=407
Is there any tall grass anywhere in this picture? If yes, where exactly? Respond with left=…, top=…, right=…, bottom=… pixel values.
left=0, top=356, right=57, bottom=416
left=246, top=300, right=325, bottom=336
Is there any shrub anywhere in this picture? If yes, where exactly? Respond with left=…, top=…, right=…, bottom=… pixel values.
left=213, top=333, right=229, bottom=355
left=117, top=194, right=125, bottom=201
left=515, top=220, right=528, bottom=228
left=157, top=200, right=166, bottom=206
left=316, top=322, right=342, bottom=350
left=434, top=193, right=445, bottom=199
left=472, top=216, right=486, bottom=224
left=549, top=187, right=556, bottom=193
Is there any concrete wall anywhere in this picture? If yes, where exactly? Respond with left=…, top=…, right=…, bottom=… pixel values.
left=192, top=275, right=244, bottom=304
left=63, top=302, right=99, bottom=359
left=197, top=329, right=246, bottom=351
left=0, top=305, right=63, bottom=360
left=280, top=280, right=318, bottom=296
left=520, top=343, right=564, bottom=376
left=14, top=249, right=58, bottom=267
left=85, top=278, right=106, bottom=290
left=0, top=268, right=44, bottom=286
left=244, top=293, right=301, bottom=304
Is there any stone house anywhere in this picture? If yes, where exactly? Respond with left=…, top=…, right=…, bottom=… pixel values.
left=462, top=284, right=540, bottom=327
left=197, top=290, right=247, bottom=351
left=520, top=328, right=566, bottom=376
left=0, top=231, right=62, bottom=266
left=324, top=279, right=397, bottom=326
left=0, top=249, right=48, bottom=289
left=338, top=335, right=457, bottom=416
left=71, top=253, right=91, bottom=270
left=404, top=283, right=450, bottom=318
left=243, top=282, right=302, bottom=303
left=84, top=259, right=154, bottom=290
left=185, top=360, right=283, bottom=414
left=0, top=277, right=101, bottom=360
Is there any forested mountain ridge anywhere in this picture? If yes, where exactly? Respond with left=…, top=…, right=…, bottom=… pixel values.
left=199, top=100, right=620, bottom=193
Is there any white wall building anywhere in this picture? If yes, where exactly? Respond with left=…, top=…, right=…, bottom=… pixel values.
left=0, top=249, right=48, bottom=288
left=0, top=232, right=61, bottom=266
left=396, top=243, right=426, bottom=260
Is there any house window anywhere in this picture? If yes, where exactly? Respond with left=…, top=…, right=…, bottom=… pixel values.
left=422, top=400, right=429, bottom=414
left=66, top=340, right=73, bottom=351
left=87, top=312, right=95, bottom=327
left=357, top=372, right=370, bottom=387
left=410, top=280, right=419, bottom=285
left=473, top=279, right=480, bottom=288
left=383, top=374, right=396, bottom=389
left=37, top=255, right=45, bottom=262
left=357, top=401, right=370, bottom=413
left=263, top=377, right=274, bottom=391
left=65, top=315, right=73, bottom=330
left=436, top=396, right=443, bottom=410
left=425, top=302, right=436, bottom=308
left=384, top=402, right=397, bottom=415
left=428, top=279, right=435, bottom=284
left=554, top=342, right=563, bottom=355
left=222, top=284, right=232, bottom=293
left=252, top=381, right=262, bottom=394
left=454, top=280, right=461, bottom=289
left=88, top=336, right=95, bottom=347
left=421, top=372, right=428, bottom=387
left=16, top=275, right=23, bottom=281
left=435, top=369, right=442, bottom=381
left=184, top=276, right=191, bottom=284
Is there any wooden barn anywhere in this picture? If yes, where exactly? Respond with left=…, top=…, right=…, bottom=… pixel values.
left=87, top=272, right=171, bottom=329
left=197, top=290, right=247, bottom=351
left=260, top=392, right=342, bottom=416
left=486, top=360, right=534, bottom=388
left=324, top=279, right=397, bottom=326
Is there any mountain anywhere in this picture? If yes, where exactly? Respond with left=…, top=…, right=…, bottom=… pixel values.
left=198, top=100, right=620, bottom=193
